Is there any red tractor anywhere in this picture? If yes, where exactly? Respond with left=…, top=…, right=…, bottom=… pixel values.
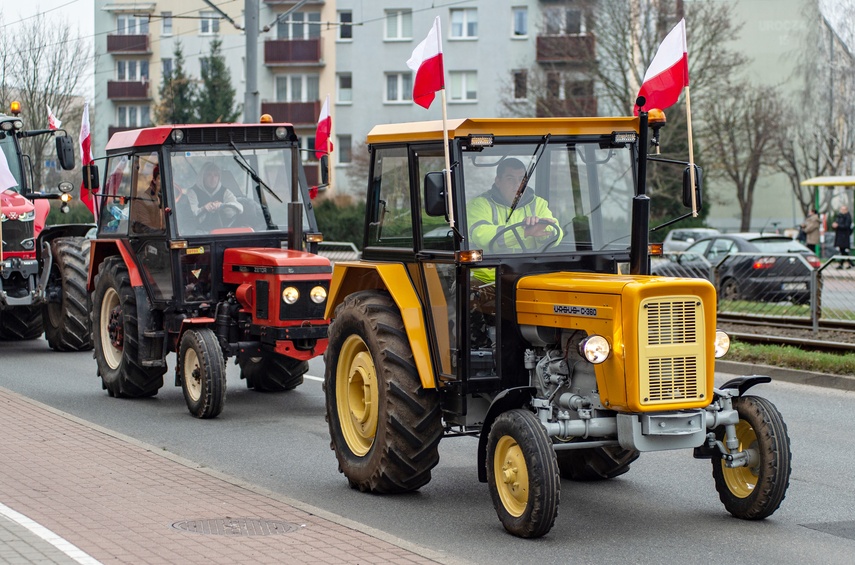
left=0, top=103, right=93, bottom=350
left=85, top=122, right=330, bottom=418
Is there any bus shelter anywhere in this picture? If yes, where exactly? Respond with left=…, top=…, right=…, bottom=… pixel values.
left=799, top=176, right=855, bottom=256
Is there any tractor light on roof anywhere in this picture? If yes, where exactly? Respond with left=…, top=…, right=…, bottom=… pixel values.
left=714, top=330, right=730, bottom=358
left=275, top=126, right=288, bottom=140
left=171, top=129, right=185, bottom=143
left=9, top=101, right=21, bottom=115
left=579, top=335, right=611, bottom=364
left=12, top=120, right=23, bottom=130
left=282, top=286, right=300, bottom=304
left=0, top=121, right=12, bottom=131
left=611, top=131, right=637, bottom=144
left=310, top=286, right=327, bottom=304
left=467, top=134, right=493, bottom=148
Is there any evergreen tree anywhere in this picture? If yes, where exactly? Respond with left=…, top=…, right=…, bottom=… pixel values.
left=196, top=38, right=241, bottom=123
left=154, top=41, right=197, bottom=124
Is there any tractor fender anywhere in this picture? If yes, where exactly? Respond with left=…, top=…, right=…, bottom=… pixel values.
left=174, top=317, right=217, bottom=385
left=87, top=239, right=143, bottom=292
left=476, top=386, right=537, bottom=483
left=715, top=375, right=772, bottom=399
left=326, top=261, right=436, bottom=390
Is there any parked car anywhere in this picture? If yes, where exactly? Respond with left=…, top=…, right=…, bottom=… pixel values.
left=661, top=227, right=720, bottom=252
left=651, top=233, right=821, bottom=304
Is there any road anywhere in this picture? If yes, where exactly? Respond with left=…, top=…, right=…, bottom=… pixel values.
left=2, top=337, right=854, bottom=564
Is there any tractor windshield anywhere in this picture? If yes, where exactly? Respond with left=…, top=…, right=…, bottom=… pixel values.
left=0, top=133, right=23, bottom=193
left=462, top=141, right=635, bottom=255
left=170, top=146, right=308, bottom=237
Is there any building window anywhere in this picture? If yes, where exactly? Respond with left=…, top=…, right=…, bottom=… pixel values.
left=200, top=57, right=210, bottom=77
left=450, top=8, right=477, bottom=39
left=275, top=74, right=320, bottom=102
left=512, top=7, right=527, bottom=37
left=117, top=105, right=151, bottom=127
left=385, top=10, right=412, bottom=40
left=200, top=11, right=220, bottom=35
left=449, top=71, right=477, bottom=102
left=513, top=70, right=527, bottom=99
left=162, top=58, right=173, bottom=79
left=337, top=74, right=352, bottom=103
left=161, top=12, right=172, bottom=35
left=544, top=7, right=584, bottom=35
left=116, top=60, right=149, bottom=81
left=385, top=73, right=412, bottom=103
left=338, top=135, right=352, bottom=164
left=116, top=14, right=149, bottom=35
left=338, top=11, right=352, bottom=40
left=277, top=12, right=321, bottom=40
left=302, top=136, right=316, bottom=162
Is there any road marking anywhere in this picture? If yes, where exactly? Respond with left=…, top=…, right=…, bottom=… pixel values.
left=0, top=502, right=103, bottom=565
left=304, top=374, right=323, bottom=382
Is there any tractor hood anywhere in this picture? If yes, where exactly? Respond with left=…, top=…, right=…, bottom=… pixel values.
left=222, top=247, right=332, bottom=284
left=0, top=189, right=34, bottom=217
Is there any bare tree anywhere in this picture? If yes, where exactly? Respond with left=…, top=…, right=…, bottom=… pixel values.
left=2, top=12, right=91, bottom=191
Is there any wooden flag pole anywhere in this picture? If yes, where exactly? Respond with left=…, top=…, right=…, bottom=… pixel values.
left=685, top=85, right=698, bottom=217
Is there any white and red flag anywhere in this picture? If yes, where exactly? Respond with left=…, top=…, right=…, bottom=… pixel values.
left=0, top=147, right=17, bottom=191
left=406, top=16, right=444, bottom=109
left=78, top=101, right=96, bottom=217
left=46, top=104, right=62, bottom=130
left=314, top=94, right=332, bottom=160
left=635, top=18, right=689, bottom=114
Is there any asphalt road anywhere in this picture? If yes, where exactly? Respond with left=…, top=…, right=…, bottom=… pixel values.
left=2, top=337, right=854, bottom=564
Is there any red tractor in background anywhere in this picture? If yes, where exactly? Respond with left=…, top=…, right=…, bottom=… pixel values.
left=0, top=102, right=94, bottom=350
left=85, top=121, right=330, bottom=418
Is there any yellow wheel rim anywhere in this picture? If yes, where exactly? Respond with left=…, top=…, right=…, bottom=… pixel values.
left=721, top=420, right=759, bottom=498
left=336, top=334, right=379, bottom=457
left=494, top=435, right=529, bottom=517
left=100, top=287, right=122, bottom=370
left=183, top=347, right=202, bottom=402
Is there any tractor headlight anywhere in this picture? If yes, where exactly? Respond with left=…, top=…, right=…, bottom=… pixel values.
left=714, top=330, right=730, bottom=358
left=578, top=335, right=611, bottom=364
left=309, top=285, right=327, bottom=304
left=18, top=210, right=35, bottom=221
left=282, top=286, right=300, bottom=304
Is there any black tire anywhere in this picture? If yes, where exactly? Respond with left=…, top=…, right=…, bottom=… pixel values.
left=240, top=353, right=306, bottom=392
left=719, top=278, right=741, bottom=301
left=0, top=305, right=43, bottom=340
left=178, top=328, right=226, bottom=419
left=487, top=409, right=560, bottom=538
left=324, top=290, right=442, bottom=493
left=555, top=445, right=639, bottom=481
left=711, top=395, right=791, bottom=520
left=43, top=237, right=93, bottom=351
left=92, top=256, right=165, bottom=398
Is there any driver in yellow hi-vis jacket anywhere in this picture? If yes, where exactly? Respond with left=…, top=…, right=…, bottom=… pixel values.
left=468, top=157, right=562, bottom=284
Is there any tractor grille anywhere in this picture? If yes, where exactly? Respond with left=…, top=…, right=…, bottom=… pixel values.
left=639, top=297, right=705, bottom=405
left=1, top=219, right=35, bottom=253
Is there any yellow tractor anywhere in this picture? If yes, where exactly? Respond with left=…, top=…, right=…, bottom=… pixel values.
left=323, top=111, right=791, bottom=538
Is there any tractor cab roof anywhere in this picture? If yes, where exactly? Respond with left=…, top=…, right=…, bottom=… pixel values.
left=106, top=122, right=298, bottom=152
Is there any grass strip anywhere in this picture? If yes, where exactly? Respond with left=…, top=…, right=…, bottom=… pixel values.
left=727, top=340, right=855, bottom=376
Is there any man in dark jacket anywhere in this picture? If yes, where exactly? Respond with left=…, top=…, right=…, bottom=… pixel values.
left=832, top=204, right=853, bottom=268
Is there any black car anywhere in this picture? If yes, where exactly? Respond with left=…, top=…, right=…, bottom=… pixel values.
left=651, top=233, right=821, bottom=304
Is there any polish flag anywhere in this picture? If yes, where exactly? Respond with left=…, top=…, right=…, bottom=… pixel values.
left=314, top=94, right=332, bottom=160
left=47, top=104, right=62, bottom=130
left=78, top=102, right=97, bottom=217
left=635, top=18, right=689, bottom=115
left=406, top=16, right=444, bottom=109
left=0, top=147, right=17, bottom=190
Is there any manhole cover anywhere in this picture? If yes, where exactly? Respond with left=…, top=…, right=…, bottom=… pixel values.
left=172, top=518, right=300, bottom=536
left=802, top=521, right=855, bottom=541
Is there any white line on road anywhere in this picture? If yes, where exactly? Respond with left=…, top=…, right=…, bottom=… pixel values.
left=0, top=502, right=103, bottom=565
left=304, top=374, right=323, bottom=382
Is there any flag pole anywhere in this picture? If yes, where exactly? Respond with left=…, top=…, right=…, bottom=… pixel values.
left=440, top=87, right=455, bottom=230
left=685, top=85, right=698, bottom=217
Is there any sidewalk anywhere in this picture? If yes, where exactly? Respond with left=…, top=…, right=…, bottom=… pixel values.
left=0, top=387, right=457, bottom=565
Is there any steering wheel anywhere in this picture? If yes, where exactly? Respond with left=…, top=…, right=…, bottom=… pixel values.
left=487, top=219, right=560, bottom=253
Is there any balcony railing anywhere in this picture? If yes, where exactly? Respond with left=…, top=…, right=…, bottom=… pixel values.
left=264, top=39, right=322, bottom=65
left=106, top=34, right=151, bottom=54
left=260, top=101, right=321, bottom=126
left=107, top=81, right=150, bottom=100
left=536, top=96, right=598, bottom=118
left=536, top=34, right=595, bottom=64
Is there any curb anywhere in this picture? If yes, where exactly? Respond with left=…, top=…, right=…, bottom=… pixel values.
left=716, top=360, right=855, bottom=392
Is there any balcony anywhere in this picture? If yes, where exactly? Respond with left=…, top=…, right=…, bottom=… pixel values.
left=106, top=34, right=151, bottom=54
left=536, top=96, right=598, bottom=118
left=536, top=34, right=595, bottom=64
left=264, top=39, right=322, bottom=65
left=260, top=101, right=321, bottom=126
left=107, top=81, right=150, bottom=100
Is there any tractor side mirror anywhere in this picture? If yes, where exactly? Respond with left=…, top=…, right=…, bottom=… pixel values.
left=82, top=164, right=100, bottom=190
left=682, top=165, right=703, bottom=211
left=424, top=171, right=446, bottom=217
left=55, top=134, right=75, bottom=170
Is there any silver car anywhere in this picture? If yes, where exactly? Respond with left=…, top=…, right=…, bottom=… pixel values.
left=662, top=227, right=720, bottom=252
